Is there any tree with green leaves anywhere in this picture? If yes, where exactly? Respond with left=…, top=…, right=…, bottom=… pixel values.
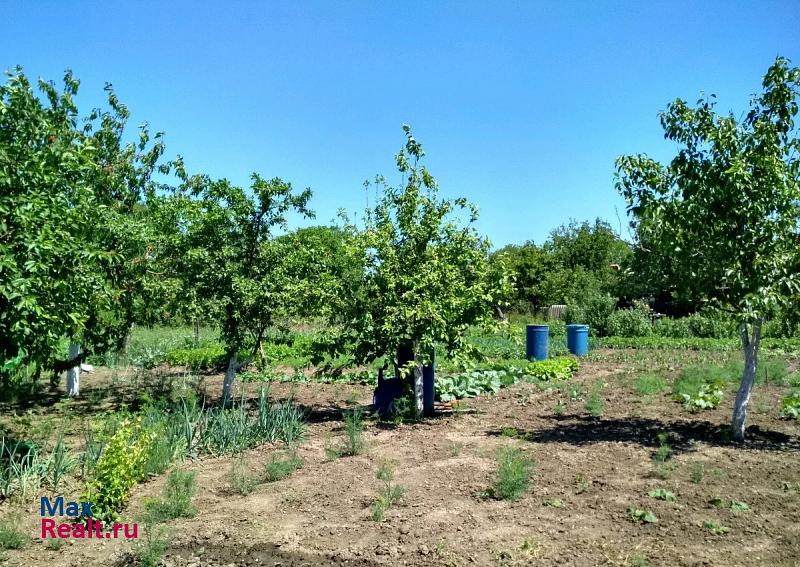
left=317, top=126, right=512, bottom=417
left=0, top=68, right=170, bottom=394
left=171, top=173, right=312, bottom=401
left=616, top=57, right=800, bottom=441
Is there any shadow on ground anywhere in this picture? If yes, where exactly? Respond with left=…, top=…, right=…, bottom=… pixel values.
left=489, top=415, right=800, bottom=456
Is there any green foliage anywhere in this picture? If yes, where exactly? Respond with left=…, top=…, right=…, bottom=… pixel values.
left=264, top=450, right=303, bottom=482
left=229, top=454, right=257, bottom=496
left=616, top=57, right=800, bottom=440
left=435, top=358, right=578, bottom=402
left=0, top=68, right=174, bottom=385
left=597, top=336, right=800, bottom=353
left=165, top=345, right=227, bottom=370
left=370, top=463, right=405, bottom=522
left=780, top=391, right=800, bottom=419
left=564, top=291, right=616, bottom=337
left=680, top=382, right=724, bottom=412
left=626, top=508, right=658, bottom=524
left=327, top=408, right=366, bottom=458
left=543, top=499, right=564, bottom=508
left=647, top=488, right=676, bottom=502
left=316, top=126, right=512, bottom=417
left=651, top=432, right=672, bottom=464
left=703, top=520, right=730, bottom=535
left=584, top=381, right=604, bottom=416
left=132, top=522, right=169, bottom=567
left=690, top=462, right=705, bottom=484
left=634, top=374, right=666, bottom=396
left=83, top=417, right=154, bottom=520
left=488, top=446, right=534, bottom=501
left=606, top=302, right=653, bottom=337
left=143, top=470, right=197, bottom=522
left=0, top=513, right=26, bottom=550
left=48, top=429, right=76, bottom=492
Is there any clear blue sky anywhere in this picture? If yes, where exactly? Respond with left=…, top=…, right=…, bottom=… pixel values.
left=3, top=1, right=798, bottom=247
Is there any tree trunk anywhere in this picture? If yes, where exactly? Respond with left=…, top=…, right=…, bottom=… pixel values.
left=193, top=320, right=200, bottom=348
left=66, top=342, right=81, bottom=397
left=223, top=353, right=238, bottom=404
left=412, top=349, right=424, bottom=419
left=731, top=321, right=762, bottom=442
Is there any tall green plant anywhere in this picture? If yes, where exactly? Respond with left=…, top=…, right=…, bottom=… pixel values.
left=616, top=57, right=800, bottom=441
left=316, top=126, right=512, bottom=417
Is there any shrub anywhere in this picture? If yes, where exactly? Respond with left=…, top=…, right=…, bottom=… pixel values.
left=606, top=302, right=653, bottom=337
left=680, top=382, right=724, bottom=412
left=653, top=317, right=692, bottom=338
left=489, top=446, right=534, bottom=501
left=83, top=417, right=154, bottom=520
left=564, top=292, right=616, bottom=337
left=165, top=345, right=227, bottom=370
left=685, top=311, right=736, bottom=339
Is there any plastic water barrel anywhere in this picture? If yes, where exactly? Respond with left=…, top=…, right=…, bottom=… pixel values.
left=526, top=324, right=549, bottom=361
left=566, top=324, right=590, bottom=356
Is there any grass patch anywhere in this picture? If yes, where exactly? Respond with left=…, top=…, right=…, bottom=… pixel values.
left=487, top=446, right=534, bottom=501
left=634, top=374, right=666, bottom=396
left=264, top=450, right=303, bottom=482
left=327, top=408, right=366, bottom=459
left=229, top=454, right=258, bottom=496
left=143, top=470, right=197, bottom=522
left=0, top=513, right=26, bottom=550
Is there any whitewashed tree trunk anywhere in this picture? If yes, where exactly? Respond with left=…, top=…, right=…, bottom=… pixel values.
left=731, top=321, right=762, bottom=442
left=223, top=353, right=238, bottom=403
left=412, top=357, right=424, bottom=419
left=66, top=342, right=81, bottom=397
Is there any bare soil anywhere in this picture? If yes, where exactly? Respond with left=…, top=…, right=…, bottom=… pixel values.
left=4, top=354, right=800, bottom=567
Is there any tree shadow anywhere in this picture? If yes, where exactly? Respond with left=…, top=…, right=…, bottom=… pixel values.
left=488, top=415, right=800, bottom=456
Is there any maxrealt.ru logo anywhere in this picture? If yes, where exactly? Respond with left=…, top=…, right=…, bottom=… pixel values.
left=40, top=497, right=138, bottom=539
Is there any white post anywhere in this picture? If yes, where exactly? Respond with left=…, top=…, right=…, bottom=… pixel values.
left=223, top=353, right=238, bottom=403
left=66, top=342, right=81, bottom=397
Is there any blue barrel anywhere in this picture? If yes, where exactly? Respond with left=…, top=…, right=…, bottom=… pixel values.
left=526, top=325, right=549, bottom=361
left=423, top=353, right=435, bottom=416
left=566, top=324, right=589, bottom=356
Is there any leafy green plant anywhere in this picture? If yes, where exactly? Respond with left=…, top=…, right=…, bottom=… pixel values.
left=651, top=432, right=672, bottom=464
left=780, top=392, right=800, bottom=419
left=689, top=462, right=704, bottom=484
left=143, top=470, right=197, bottom=522
left=0, top=513, right=26, bottom=550
left=626, top=508, right=658, bottom=524
left=647, top=488, right=676, bottom=502
left=488, top=446, right=534, bottom=501
left=584, top=381, right=604, bottom=416
left=543, top=499, right=564, bottom=508
left=574, top=473, right=590, bottom=494
left=83, top=417, right=154, bottom=520
left=680, top=382, right=724, bottom=412
left=264, top=450, right=303, bottom=482
left=370, top=463, right=405, bottom=522
left=229, top=454, right=257, bottom=496
left=327, top=408, right=366, bottom=458
left=634, top=374, right=666, bottom=396
left=703, top=520, right=730, bottom=535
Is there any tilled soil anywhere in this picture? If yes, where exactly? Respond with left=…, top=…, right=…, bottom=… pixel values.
left=5, top=356, right=800, bottom=566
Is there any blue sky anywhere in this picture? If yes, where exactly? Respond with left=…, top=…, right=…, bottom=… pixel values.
left=3, top=1, right=798, bottom=247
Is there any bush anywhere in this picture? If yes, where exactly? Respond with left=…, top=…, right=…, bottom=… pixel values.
left=83, top=417, right=154, bottom=520
left=165, top=345, right=228, bottom=370
left=653, top=317, right=692, bottom=338
left=564, top=292, right=616, bottom=337
left=685, top=311, right=736, bottom=339
left=606, top=301, right=653, bottom=337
